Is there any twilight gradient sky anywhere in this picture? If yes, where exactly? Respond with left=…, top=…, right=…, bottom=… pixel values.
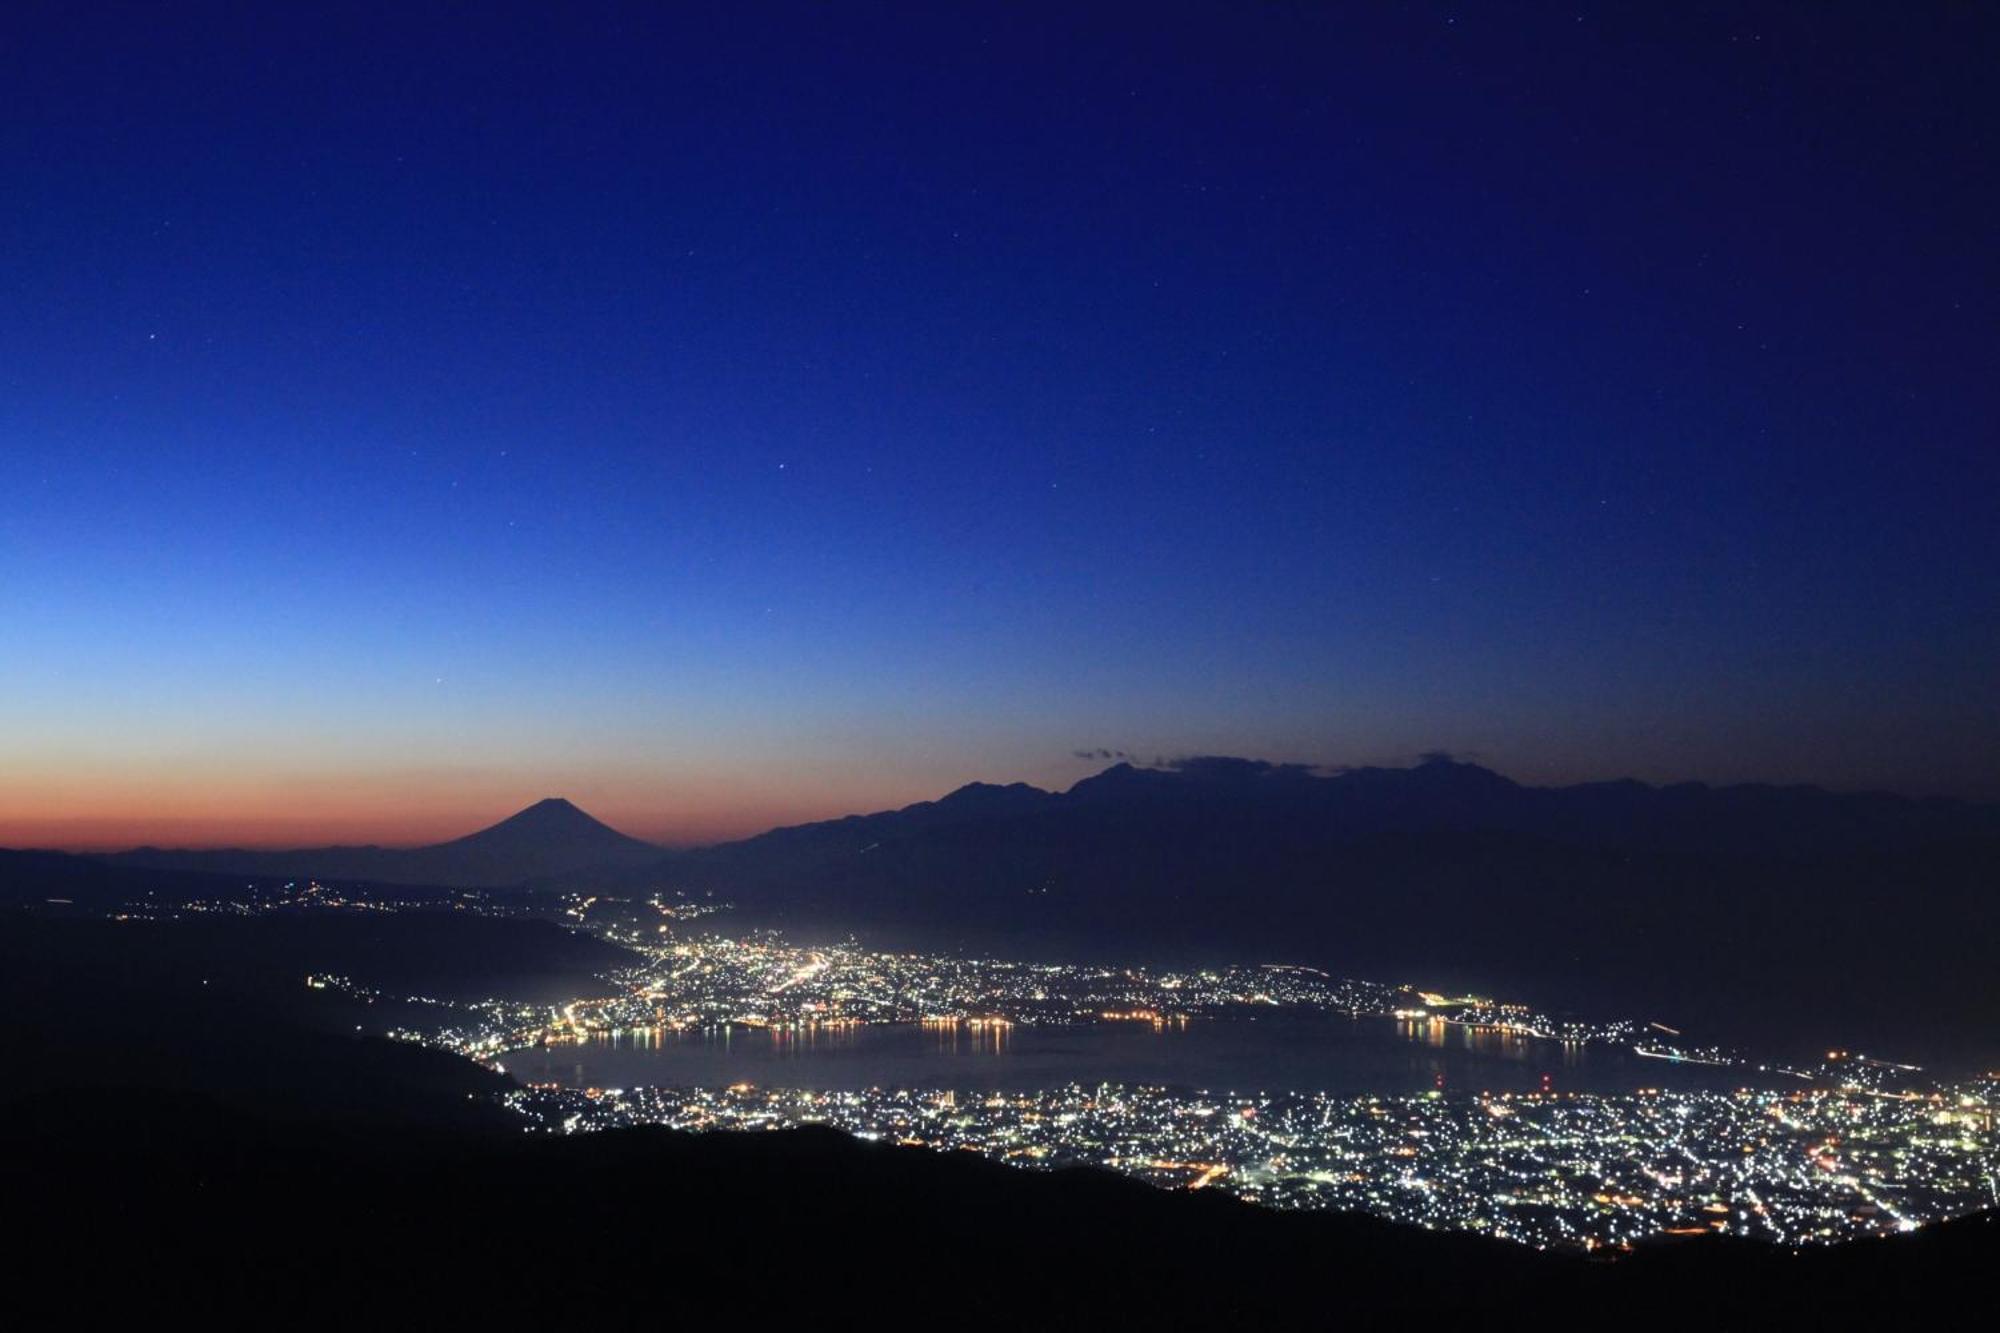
left=3, top=3, right=1996, bottom=848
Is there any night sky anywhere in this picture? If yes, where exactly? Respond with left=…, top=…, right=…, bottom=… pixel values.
left=3, top=3, right=1995, bottom=847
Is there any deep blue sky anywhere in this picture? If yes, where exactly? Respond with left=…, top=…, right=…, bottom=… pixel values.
left=3, top=2, right=1995, bottom=845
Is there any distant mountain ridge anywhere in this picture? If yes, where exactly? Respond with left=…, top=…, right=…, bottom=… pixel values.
left=64, top=757, right=2000, bottom=1050
left=105, top=796, right=658, bottom=888
left=656, top=757, right=2000, bottom=1054
left=696, top=755, right=2000, bottom=869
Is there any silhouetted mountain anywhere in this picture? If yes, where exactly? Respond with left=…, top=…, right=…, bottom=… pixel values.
left=0, top=914, right=522, bottom=1129
left=408, top=795, right=657, bottom=884
left=699, top=756, right=2000, bottom=872
left=665, top=758, right=2000, bottom=1057
left=101, top=795, right=659, bottom=888
left=0, top=846, right=279, bottom=912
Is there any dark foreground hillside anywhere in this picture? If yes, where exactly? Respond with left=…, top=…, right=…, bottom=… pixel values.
left=0, top=912, right=1992, bottom=1324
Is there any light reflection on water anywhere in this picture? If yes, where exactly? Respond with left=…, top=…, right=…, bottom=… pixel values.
left=497, top=1014, right=1741, bottom=1097
left=1394, top=1016, right=1588, bottom=1067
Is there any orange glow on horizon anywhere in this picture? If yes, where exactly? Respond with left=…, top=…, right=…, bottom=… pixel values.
left=0, top=763, right=960, bottom=852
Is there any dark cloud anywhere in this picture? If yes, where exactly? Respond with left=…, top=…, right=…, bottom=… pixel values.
left=1078, top=749, right=1490, bottom=779
left=1159, top=755, right=1319, bottom=781
left=1417, top=749, right=1485, bottom=767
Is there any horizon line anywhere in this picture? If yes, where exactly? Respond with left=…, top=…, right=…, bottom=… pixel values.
left=5, top=755, right=1993, bottom=857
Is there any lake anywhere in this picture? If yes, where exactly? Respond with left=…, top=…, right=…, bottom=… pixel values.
left=493, top=1014, right=1769, bottom=1097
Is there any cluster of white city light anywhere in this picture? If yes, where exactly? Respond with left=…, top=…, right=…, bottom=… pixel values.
left=299, top=905, right=1999, bottom=1253
left=348, top=922, right=1745, bottom=1071
left=111, top=880, right=492, bottom=920
left=504, top=1077, right=2000, bottom=1252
